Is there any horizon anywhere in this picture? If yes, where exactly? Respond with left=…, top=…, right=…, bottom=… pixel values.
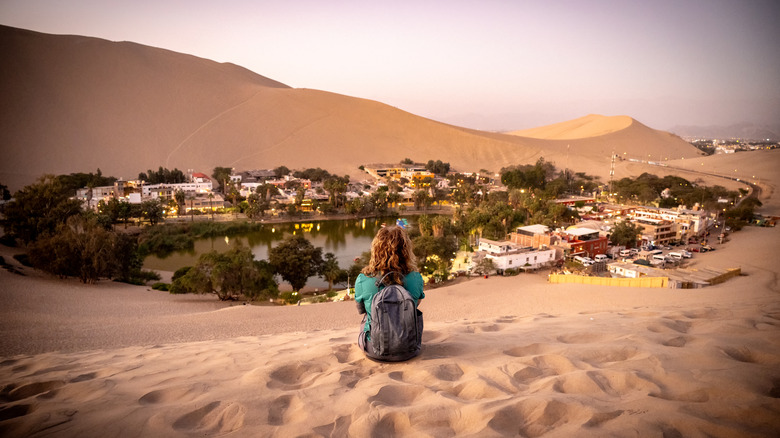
left=1, top=0, right=778, bottom=132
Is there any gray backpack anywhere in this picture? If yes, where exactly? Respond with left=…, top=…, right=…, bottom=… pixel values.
left=367, top=272, right=423, bottom=362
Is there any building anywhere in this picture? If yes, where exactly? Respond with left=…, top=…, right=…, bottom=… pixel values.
left=476, top=238, right=556, bottom=272
left=632, top=205, right=711, bottom=241
left=363, top=163, right=433, bottom=182
left=508, top=224, right=554, bottom=249
left=557, top=228, right=609, bottom=258
left=635, top=218, right=677, bottom=247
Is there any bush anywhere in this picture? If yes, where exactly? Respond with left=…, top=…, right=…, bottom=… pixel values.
left=151, top=282, right=170, bottom=291
left=13, top=254, right=31, bottom=267
left=279, top=291, right=300, bottom=305
left=0, top=234, right=16, bottom=247
left=503, top=268, right=520, bottom=276
left=172, top=266, right=192, bottom=282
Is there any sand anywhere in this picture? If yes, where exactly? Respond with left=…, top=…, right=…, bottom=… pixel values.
left=1, top=222, right=778, bottom=436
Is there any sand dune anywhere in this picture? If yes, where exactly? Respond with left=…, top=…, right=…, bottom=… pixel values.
left=1, top=25, right=702, bottom=191
left=508, top=114, right=634, bottom=140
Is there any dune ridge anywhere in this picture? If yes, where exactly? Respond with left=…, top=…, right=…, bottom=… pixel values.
left=507, top=114, right=635, bottom=140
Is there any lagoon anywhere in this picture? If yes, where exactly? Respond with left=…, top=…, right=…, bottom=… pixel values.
left=143, top=217, right=408, bottom=289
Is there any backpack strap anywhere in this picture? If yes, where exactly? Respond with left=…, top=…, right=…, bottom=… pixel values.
left=374, top=271, right=400, bottom=288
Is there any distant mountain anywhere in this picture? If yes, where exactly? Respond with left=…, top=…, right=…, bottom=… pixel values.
left=668, top=123, right=780, bottom=141
left=0, top=25, right=703, bottom=191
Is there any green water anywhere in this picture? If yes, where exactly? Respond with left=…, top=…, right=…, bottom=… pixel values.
left=143, top=217, right=409, bottom=289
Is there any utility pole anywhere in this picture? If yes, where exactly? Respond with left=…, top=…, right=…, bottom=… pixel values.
left=609, top=151, right=616, bottom=198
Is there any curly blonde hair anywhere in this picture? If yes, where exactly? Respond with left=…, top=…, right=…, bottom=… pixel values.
left=362, top=226, right=417, bottom=284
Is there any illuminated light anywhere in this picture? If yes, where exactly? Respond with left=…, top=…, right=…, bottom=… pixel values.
left=225, top=236, right=229, bottom=244
left=271, top=227, right=275, bottom=233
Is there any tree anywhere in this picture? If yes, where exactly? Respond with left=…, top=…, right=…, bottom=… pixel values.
left=273, top=166, right=291, bottom=178
left=413, top=190, right=431, bottom=211
left=2, top=175, right=83, bottom=244
left=171, top=246, right=278, bottom=300
left=323, top=176, right=349, bottom=208
left=609, top=220, right=643, bottom=248
left=141, top=199, right=165, bottom=225
left=28, top=214, right=126, bottom=284
left=473, top=257, right=495, bottom=276
left=174, top=189, right=186, bottom=217
left=412, top=235, right=458, bottom=276
left=268, top=235, right=324, bottom=292
left=138, top=167, right=185, bottom=184
left=211, top=167, right=233, bottom=193
left=0, top=182, right=10, bottom=201
left=425, top=159, right=450, bottom=176
left=321, top=252, right=344, bottom=291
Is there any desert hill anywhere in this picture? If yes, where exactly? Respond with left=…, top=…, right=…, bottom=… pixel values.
left=508, top=114, right=634, bottom=139
left=1, top=26, right=703, bottom=190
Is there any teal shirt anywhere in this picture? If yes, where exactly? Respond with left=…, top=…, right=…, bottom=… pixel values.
left=355, top=272, right=425, bottom=334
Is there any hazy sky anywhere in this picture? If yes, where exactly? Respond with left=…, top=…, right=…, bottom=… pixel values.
left=2, top=0, right=778, bottom=130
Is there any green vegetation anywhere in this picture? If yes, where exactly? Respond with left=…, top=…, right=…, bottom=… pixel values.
left=425, top=160, right=450, bottom=176
left=2, top=175, right=83, bottom=243
left=28, top=214, right=149, bottom=284
left=268, top=234, right=325, bottom=292
left=724, top=198, right=763, bottom=231
left=170, top=246, right=278, bottom=301
left=612, top=173, right=736, bottom=209
left=138, top=166, right=186, bottom=184
left=609, top=220, right=643, bottom=248
left=137, top=221, right=269, bottom=256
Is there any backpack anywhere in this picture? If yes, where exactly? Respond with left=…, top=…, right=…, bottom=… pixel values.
left=367, top=272, right=423, bottom=362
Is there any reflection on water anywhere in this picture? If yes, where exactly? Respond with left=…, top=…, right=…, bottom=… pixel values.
left=143, top=217, right=405, bottom=288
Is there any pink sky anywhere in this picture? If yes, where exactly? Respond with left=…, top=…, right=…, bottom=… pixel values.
left=1, top=0, right=778, bottom=131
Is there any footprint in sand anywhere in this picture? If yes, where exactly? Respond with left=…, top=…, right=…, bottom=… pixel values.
left=577, top=347, right=639, bottom=366
left=504, top=343, right=549, bottom=357
left=488, top=399, right=575, bottom=437
left=339, top=368, right=372, bottom=389
left=556, top=332, right=611, bottom=344
left=0, top=403, right=35, bottom=422
left=172, top=400, right=246, bottom=434
left=268, top=394, right=306, bottom=425
left=266, top=361, right=329, bottom=390
left=1, top=380, right=65, bottom=401
left=583, top=410, right=624, bottom=428
left=369, top=384, right=426, bottom=406
left=662, top=336, right=688, bottom=347
left=139, top=383, right=209, bottom=405
left=420, top=342, right=466, bottom=360
left=721, top=346, right=762, bottom=363
left=553, top=370, right=659, bottom=397
left=474, top=324, right=502, bottom=333
left=648, top=318, right=692, bottom=334
left=332, top=344, right=361, bottom=364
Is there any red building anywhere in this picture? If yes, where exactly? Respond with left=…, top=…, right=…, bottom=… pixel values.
left=558, top=228, right=608, bottom=257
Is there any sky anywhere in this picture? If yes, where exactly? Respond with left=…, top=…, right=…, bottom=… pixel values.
left=1, top=0, right=779, bottom=131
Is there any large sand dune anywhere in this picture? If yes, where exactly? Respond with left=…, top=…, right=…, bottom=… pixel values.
left=1, top=26, right=702, bottom=191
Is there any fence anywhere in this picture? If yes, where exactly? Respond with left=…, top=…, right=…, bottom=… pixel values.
left=548, top=274, right=668, bottom=288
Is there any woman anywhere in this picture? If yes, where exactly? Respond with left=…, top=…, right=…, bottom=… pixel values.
left=355, top=225, right=424, bottom=358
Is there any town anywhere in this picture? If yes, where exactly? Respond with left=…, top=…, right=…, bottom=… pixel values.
left=40, top=156, right=768, bottom=294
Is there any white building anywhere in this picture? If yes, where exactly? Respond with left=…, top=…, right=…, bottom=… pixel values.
left=632, top=205, right=711, bottom=240
left=477, top=238, right=556, bottom=271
